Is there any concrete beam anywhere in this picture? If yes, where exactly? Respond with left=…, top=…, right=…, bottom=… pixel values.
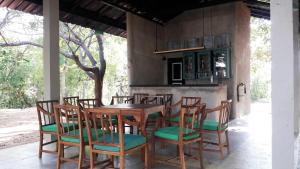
left=271, top=0, right=299, bottom=168
left=43, top=0, right=60, bottom=100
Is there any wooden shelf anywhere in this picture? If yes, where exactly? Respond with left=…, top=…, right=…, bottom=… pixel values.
left=154, top=46, right=205, bottom=54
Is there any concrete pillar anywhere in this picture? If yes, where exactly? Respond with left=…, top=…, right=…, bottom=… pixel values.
left=271, top=0, right=299, bottom=168
left=43, top=0, right=60, bottom=100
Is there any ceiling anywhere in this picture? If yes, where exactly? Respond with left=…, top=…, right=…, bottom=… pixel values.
left=0, top=0, right=270, bottom=37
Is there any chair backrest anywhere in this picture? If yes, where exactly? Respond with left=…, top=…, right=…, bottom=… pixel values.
left=141, top=96, right=164, bottom=105
left=133, top=93, right=149, bottom=104
left=110, top=96, right=134, bottom=105
left=54, top=104, right=84, bottom=143
left=218, top=100, right=232, bottom=130
left=181, top=96, right=201, bottom=107
left=78, top=98, right=98, bottom=109
left=83, top=108, right=126, bottom=152
left=156, top=94, right=173, bottom=107
left=36, top=100, right=59, bottom=128
left=63, top=96, right=79, bottom=106
left=179, top=104, right=207, bottom=141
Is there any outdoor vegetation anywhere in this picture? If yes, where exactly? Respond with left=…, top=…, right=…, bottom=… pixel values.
left=250, top=17, right=271, bottom=101
left=0, top=9, right=271, bottom=108
left=0, top=8, right=128, bottom=108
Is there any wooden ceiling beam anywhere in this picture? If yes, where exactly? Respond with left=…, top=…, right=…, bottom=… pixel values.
left=23, top=0, right=126, bottom=30
left=101, top=0, right=164, bottom=25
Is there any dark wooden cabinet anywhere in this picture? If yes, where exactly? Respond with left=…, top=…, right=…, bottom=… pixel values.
left=196, top=50, right=213, bottom=79
left=181, top=48, right=231, bottom=81
left=183, top=52, right=196, bottom=80
left=212, top=48, right=231, bottom=79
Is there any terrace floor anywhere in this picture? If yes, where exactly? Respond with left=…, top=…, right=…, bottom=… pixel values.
left=0, top=102, right=271, bottom=169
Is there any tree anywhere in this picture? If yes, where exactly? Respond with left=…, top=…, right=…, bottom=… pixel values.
left=0, top=9, right=107, bottom=106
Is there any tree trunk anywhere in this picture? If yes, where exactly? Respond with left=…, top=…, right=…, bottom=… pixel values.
left=94, top=69, right=104, bottom=106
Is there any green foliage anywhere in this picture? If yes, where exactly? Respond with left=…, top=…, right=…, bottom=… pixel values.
left=0, top=47, right=43, bottom=108
left=250, top=18, right=271, bottom=101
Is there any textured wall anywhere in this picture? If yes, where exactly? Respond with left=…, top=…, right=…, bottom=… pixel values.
left=127, top=2, right=251, bottom=116
left=127, top=13, right=165, bottom=85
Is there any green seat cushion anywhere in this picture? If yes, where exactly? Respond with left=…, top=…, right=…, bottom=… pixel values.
left=154, top=126, right=200, bottom=141
left=94, top=134, right=146, bottom=152
left=168, top=116, right=194, bottom=123
left=148, top=112, right=161, bottom=120
left=202, top=120, right=226, bottom=131
left=42, top=123, right=78, bottom=132
left=61, top=127, right=101, bottom=143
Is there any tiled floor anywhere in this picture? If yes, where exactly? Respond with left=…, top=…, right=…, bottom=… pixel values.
left=0, top=103, right=271, bottom=169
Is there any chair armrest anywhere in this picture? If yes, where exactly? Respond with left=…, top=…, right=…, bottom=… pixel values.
left=166, top=100, right=181, bottom=110
left=124, top=98, right=134, bottom=104
left=206, top=106, right=221, bottom=113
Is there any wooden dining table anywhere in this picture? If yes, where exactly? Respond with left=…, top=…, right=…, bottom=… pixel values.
left=96, top=104, right=165, bottom=136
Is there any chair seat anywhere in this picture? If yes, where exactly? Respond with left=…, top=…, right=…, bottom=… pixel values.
left=169, top=117, right=227, bottom=131
left=154, top=126, right=200, bottom=141
left=202, top=120, right=227, bottom=131
left=148, top=112, right=161, bottom=120
left=94, top=134, right=146, bottom=152
left=61, top=127, right=101, bottom=143
left=42, top=123, right=78, bottom=132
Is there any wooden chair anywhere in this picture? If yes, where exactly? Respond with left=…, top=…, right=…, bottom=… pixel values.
left=78, top=98, right=98, bottom=109
left=166, top=97, right=201, bottom=125
left=133, top=93, right=149, bottom=104
left=110, top=95, right=135, bottom=134
left=156, top=94, right=173, bottom=107
left=83, top=108, right=148, bottom=169
left=110, top=95, right=134, bottom=105
left=141, top=96, right=165, bottom=130
left=201, top=100, right=232, bottom=160
left=36, top=100, right=59, bottom=158
left=153, top=104, right=207, bottom=169
left=54, top=104, right=101, bottom=169
left=63, top=96, right=79, bottom=106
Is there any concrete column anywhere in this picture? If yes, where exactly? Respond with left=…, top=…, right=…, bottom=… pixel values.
left=271, top=0, right=299, bottom=168
left=43, top=0, right=60, bottom=100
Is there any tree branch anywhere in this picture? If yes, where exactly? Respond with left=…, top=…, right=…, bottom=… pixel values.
left=0, top=41, right=43, bottom=48
left=63, top=24, right=97, bottom=67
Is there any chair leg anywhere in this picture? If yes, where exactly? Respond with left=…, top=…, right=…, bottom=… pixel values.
left=78, top=144, right=84, bottom=169
left=225, top=130, right=230, bottom=154
left=90, top=151, right=94, bottom=169
left=217, top=132, right=224, bottom=160
left=120, top=154, right=125, bottom=169
left=152, top=138, right=156, bottom=168
left=55, top=140, right=58, bottom=152
left=130, top=126, right=133, bottom=134
left=144, top=144, right=148, bottom=169
left=56, top=143, right=62, bottom=169
left=198, top=140, right=204, bottom=169
left=39, top=132, right=43, bottom=158
left=179, top=144, right=186, bottom=169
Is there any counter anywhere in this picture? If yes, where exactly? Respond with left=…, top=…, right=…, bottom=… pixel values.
left=130, top=84, right=227, bottom=120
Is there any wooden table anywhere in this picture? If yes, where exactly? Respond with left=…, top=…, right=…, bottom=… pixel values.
left=96, top=104, right=165, bottom=136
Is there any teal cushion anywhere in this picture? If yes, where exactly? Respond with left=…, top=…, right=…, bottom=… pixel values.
left=42, top=123, right=78, bottom=132
left=168, top=116, right=180, bottom=123
left=148, top=112, right=161, bottom=120
left=61, top=127, right=101, bottom=143
left=154, top=126, right=200, bottom=141
left=94, top=134, right=146, bottom=152
left=202, top=120, right=226, bottom=131
left=169, top=116, right=194, bottom=123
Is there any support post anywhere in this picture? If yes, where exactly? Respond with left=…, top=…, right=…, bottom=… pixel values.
left=43, top=0, right=60, bottom=100
left=271, top=0, right=299, bottom=168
